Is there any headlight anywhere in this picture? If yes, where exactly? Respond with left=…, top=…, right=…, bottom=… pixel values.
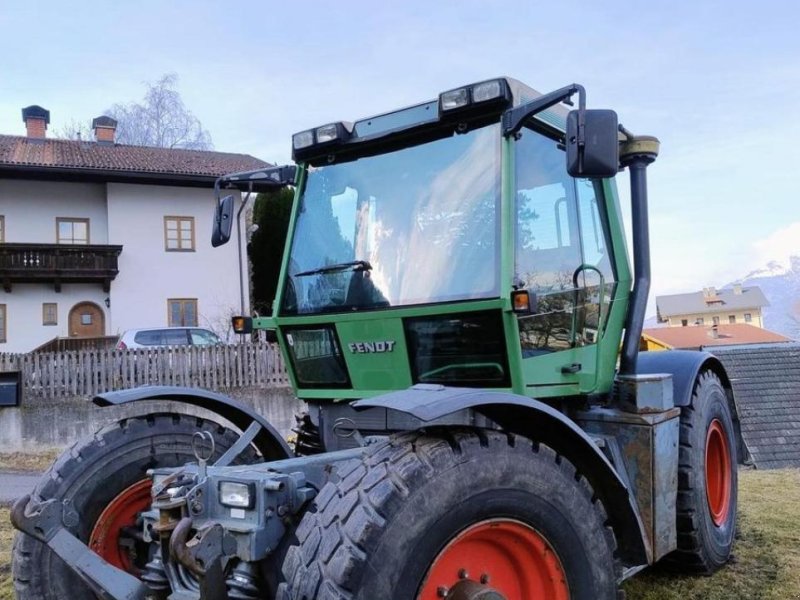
left=440, top=87, right=470, bottom=111
left=315, top=123, right=340, bottom=143
left=219, top=481, right=254, bottom=508
left=472, top=80, right=503, bottom=103
left=292, top=130, right=315, bottom=150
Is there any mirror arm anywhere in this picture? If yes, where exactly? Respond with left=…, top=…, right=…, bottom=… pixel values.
left=236, top=183, right=255, bottom=320
left=502, top=83, right=586, bottom=138
left=217, top=165, right=297, bottom=193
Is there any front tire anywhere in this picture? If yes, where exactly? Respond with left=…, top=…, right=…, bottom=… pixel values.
left=12, top=413, right=260, bottom=600
left=667, top=370, right=738, bottom=573
left=278, top=429, right=621, bottom=600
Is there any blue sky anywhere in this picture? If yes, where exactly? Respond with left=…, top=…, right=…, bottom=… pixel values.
left=1, top=0, right=798, bottom=312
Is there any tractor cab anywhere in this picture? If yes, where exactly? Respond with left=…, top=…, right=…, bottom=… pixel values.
left=219, top=78, right=626, bottom=402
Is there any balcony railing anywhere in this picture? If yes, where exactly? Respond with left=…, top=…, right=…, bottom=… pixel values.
left=0, top=243, right=123, bottom=292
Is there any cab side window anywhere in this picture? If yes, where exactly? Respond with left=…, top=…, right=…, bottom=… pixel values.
left=515, top=128, right=583, bottom=354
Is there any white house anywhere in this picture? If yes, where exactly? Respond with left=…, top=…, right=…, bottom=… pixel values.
left=0, top=105, right=269, bottom=352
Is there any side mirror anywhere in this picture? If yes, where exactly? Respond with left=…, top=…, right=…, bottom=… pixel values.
left=566, top=109, right=619, bottom=178
left=211, top=195, right=235, bottom=247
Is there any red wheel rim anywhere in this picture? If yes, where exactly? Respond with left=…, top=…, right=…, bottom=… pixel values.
left=417, top=519, right=570, bottom=600
left=705, top=419, right=732, bottom=527
left=89, top=479, right=152, bottom=574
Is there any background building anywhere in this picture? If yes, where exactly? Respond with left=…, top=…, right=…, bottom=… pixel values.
left=641, top=323, right=791, bottom=351
left=656, top=284, right=768, bottom=328
left=0, top=106, right=268, bottom=352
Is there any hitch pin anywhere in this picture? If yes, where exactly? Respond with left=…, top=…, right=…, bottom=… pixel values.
left=192, top=431, right=216, bottom=479
left=332, top=417, right=367, bottom=447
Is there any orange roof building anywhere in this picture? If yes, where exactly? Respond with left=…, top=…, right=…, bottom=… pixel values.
left=641, top=323, right=792, bottom=351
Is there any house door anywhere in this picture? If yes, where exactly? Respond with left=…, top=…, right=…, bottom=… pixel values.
left=68, top=302, right=105, bottom=337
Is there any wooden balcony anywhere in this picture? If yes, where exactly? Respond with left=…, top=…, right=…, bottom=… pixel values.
left=0, top=243, right=123, bottom=292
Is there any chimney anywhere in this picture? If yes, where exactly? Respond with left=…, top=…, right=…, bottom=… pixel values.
left=92, top=116, right=117, bottom=144
left=703, top=286, right=717, bottom=300
left=733, top=283, right=743, bottom=295
left=21, top=105, right=50, bottom=139
left=709, top=325, right=720, bottom=339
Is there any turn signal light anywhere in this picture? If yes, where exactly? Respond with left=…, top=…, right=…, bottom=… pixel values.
left=232, top=316, right=253, bottom=334
left=511, top=290, right=531, bottom=314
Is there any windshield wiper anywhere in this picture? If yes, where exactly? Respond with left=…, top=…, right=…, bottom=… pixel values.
left=295, top=260, right=373, bottom=277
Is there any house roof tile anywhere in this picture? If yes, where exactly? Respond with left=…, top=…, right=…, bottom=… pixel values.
left=642, top=323, right=791, bottom=350
left=710, top=343, right=800, bottom=468
left=0, top=134, right=267, bottom=179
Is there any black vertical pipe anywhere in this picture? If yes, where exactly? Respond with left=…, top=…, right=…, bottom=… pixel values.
left=619, top=154, right=656, bottom=375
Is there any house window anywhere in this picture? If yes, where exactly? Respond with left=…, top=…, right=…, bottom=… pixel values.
left=681, top=319, right=688, bottom=327
left=43, top=303, right=58, bottom=326
left=56, top=218, right=90, bottom=244
left=712, top=316, right=720, bottom=326
left=164, top=217, right=195, bottom=251
left=0, top=215, right=5, bottom=242
left=697, top=317, right=704, bottom=325
left=729, top=315, right=736, bottom=324
left=745, top=313, right=752, bottom=323
left=0, top=305, right=6, bottom=343
left=168, top=299, right=198, bottom=326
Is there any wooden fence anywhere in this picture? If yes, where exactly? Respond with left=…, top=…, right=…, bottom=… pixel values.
left=0, top=342, right=289, bottom=399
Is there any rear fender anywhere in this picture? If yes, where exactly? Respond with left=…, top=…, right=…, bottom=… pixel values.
left=637, top=350, right=744, bottom=461
left=354, top=385, right=650, bottom=567
left=93, top=386, right=292, bottom=460
left=636, top=350, right=733, bottom=407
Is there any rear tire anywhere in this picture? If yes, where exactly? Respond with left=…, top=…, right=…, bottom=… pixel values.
left=12, top=413, right=260, bottom=600
left=666, top=371, right=738, bottom=573
left=278, top=429, right=621, bottom=600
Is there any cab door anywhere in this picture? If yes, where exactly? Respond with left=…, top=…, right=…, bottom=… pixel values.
left=513, top=125, right=616, bottom=395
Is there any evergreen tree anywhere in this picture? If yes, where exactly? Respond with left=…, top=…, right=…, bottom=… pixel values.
left=249, top=187, right=294, bottom=314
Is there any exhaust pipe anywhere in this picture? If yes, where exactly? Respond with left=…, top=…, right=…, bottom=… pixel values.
left=618, top=135, right=660, bottom=376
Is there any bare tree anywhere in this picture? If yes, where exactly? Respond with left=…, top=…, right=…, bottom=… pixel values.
left=106, top=74, right=213, bottom=150
left=54, top=118, right=93, bottom=141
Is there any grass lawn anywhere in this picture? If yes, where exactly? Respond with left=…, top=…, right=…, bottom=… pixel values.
left=0, top=468, right=798, bottom=599
left=0, top=450, right=61, bottom=473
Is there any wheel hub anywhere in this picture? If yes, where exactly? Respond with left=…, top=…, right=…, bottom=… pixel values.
left=89, top=478, right=152, bottom=574
left=445, top=579, right=506, bottom=600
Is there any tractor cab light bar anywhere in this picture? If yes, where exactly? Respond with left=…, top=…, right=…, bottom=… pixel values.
left=292, top=122, right=353, bottom=160
left=439, top=78, right=511, bottom=115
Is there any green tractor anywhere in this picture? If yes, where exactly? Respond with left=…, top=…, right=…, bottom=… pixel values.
left=11, top=78, right=739, bottom=600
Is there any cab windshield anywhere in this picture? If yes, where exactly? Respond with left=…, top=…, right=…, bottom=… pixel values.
left=281, top=123, right=501, bottom=315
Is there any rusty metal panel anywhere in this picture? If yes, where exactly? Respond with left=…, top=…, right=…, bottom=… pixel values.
left=577, top=406, right=679, bottom=562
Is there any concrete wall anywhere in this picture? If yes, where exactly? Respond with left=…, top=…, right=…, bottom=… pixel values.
left=0, top=386, right=304, bottom=451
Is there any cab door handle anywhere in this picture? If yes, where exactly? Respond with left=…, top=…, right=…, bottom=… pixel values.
left=561, top=363, right=582, bottom=374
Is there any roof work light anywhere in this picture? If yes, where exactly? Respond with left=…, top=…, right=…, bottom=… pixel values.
left=438, top=78, right=510, bottom=115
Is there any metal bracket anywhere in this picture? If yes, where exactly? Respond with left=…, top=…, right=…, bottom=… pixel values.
left=502, top=83, right=585, bottom=138
left=170, top=518, right=236, bottom=600
left=214, top=420, right=263, bottom=467
left=11, top=495, right=149, bottom=600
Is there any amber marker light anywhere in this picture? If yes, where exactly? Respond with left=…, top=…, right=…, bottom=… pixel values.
left=232, top=316, right=253, bottom=334
left=511, top=290, right=531, bottom=314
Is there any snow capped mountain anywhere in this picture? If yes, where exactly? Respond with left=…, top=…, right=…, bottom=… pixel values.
left=733, top=255, right=800, bottom=340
